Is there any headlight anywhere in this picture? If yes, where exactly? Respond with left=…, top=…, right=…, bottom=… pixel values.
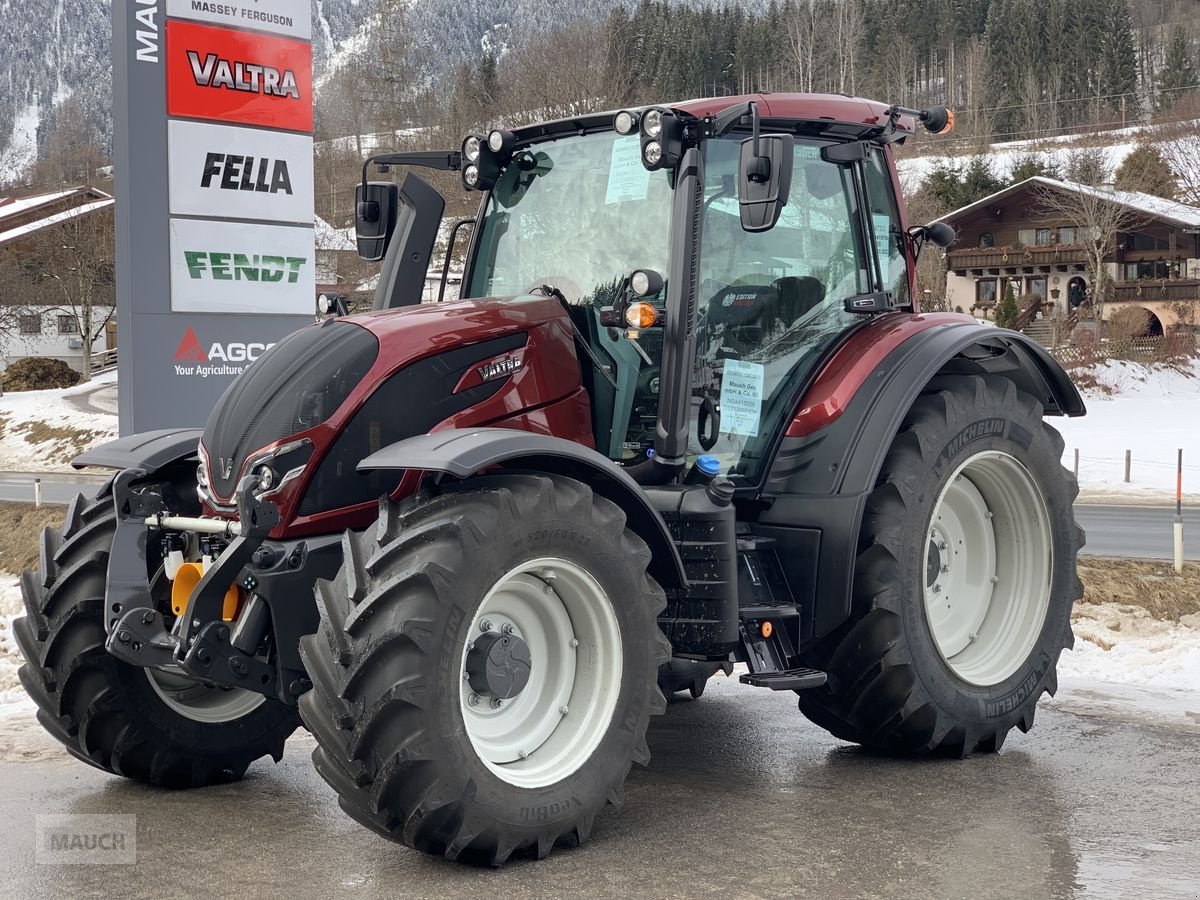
left=643, top=140, right=662, bottom=167
left=487, top=129, right=515, bottom=158
left=256, top=464, right=275, bottom=491
left=642, top=108, right=663, bottom=138
left=462, top=135, right=481, bottom=163
left=615, top=110, right=638, bottom=135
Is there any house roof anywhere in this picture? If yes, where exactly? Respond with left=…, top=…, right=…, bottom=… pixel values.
left=936, top=176, right=1200, bottom=231
left=315, top=215, right=356, bottom=252
left=0, top=186, right=112, bottom=226
left=0, top=197, right=114, bottom=248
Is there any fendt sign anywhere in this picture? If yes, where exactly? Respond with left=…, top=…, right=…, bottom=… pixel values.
left=113, top=0, right=314, bottom=433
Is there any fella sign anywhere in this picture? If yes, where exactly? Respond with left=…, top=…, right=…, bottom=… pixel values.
left=114, top=1, right=314, bottom=433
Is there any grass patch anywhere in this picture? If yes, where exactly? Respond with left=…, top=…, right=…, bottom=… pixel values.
left=0, top=502, right=69, bottom=573
left=1077, top=558, right=1200, bottom=621
left=10, top=421, right=107, bottom=465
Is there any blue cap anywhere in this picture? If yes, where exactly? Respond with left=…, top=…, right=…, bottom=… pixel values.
left=646, top=448, right=655, bottom=458
left=696, top=454, right=721, bottom=476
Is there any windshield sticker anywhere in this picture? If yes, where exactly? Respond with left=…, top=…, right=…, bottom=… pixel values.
left=873, top=213, right=892, bottom=284
left=606, top=137, right=651, bottom=204
left=719, top=359, right=765, bottom=437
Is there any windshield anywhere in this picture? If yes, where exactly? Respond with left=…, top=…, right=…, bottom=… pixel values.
left=466, top=131, right=673, bottom=305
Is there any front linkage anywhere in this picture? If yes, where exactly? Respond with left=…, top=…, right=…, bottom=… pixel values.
left=104, top=468, right=340, bottom=704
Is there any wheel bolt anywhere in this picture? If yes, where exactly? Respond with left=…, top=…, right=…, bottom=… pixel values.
left=117, top=630, right=131, bottom=644
left=479, top=619, right=493, bottom=632
left=501, top=624, right=515, bottom=635
left=518, top=749, right=530, bottom=759
left=938, top=541, right=948, bottom=551
left=941, top=564, right=950, bottom=573
left=932, top=584, right=942, bottom=594
left=490, top=697, right=503, bottom=709
left=569, top=638, right=579, bottom=648
left=468, top=693, right=481, bottom=706
left=559, top=705, right=569, bottom=715
left=990, top=575, right=1000, bottom=584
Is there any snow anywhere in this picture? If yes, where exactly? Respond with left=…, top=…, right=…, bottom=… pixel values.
left=315, top=214, right=356, bottom=252
left=0, top=197, right=114, bottom=248
left=1055, top=359, right=1200, bottom=502
left=0, top=375, right=117, bottom=472
left=0, top=187, right=82, bottom=224
left=0, top=101, right=41, bottom=187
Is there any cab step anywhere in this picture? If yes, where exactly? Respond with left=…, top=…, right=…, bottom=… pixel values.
left=739, top=667, right=827, bottom=691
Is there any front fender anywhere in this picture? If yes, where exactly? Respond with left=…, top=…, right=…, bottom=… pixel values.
left=72, top=427, right=203, bottom=472
left=359, top=428, right=688, bottom=590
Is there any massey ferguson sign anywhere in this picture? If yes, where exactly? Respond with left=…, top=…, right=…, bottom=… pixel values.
left=115, top=0, right=314, bottom=433
left=166, top=19, right=313, bottom=131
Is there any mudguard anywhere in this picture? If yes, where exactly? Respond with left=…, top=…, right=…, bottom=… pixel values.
left=358, top=428, right=688, bottom=590
left=72, top=428, right=203, bottom=472
left=760, top=320, right=1085, bottom=638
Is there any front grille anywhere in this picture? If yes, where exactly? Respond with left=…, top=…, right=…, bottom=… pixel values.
left=201, top=322, right=378, bottom=500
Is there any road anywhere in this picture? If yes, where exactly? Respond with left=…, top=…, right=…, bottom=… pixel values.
left=0, top=676, right=1196, bottom=899
left=0, top=472, right=1195, bottom=560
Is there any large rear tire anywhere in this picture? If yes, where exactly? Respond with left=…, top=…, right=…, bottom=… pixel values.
left=299, top=473, right=669, bottom=864
left=795, top=375, right=1083, bottom=756
left=13, top=491, right=299, bottom=787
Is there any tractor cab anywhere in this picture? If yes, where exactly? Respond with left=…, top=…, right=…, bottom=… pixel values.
left=357, top=95, right=953, bottom=492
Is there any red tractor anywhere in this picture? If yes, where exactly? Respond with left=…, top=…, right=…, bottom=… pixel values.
left=16, top=94, right=1084, bottom=865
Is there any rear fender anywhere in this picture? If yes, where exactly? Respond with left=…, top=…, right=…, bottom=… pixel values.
left=359, top=428, right=688, bottom=590
left=760, top=319, right=1085, bottom=638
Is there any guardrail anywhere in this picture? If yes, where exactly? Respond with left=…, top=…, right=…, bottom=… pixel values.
left=90, top=347, right=117, bottom=376
left=947, top=245, right=1088, bottom=270
left=1112, top=279, right=1200, bottom=303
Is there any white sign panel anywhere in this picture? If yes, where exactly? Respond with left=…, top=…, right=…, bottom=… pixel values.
left=168, top=120, right=314, bottom=223
left=169, top=218, right=315, bottom=314
left=166, top=0, right=312, bottom=41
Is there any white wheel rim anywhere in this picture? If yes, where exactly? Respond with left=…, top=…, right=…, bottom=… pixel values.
left=459, top=557, right=622, bottom=789
left=145, top=667, right=266, bottom=723
left=923, top=450, right=1053, bottom=687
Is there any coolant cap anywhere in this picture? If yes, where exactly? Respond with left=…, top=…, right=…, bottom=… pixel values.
left=697, top=454, right=721, bottom=476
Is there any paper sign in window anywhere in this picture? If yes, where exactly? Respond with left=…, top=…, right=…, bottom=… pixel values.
left=719, top=359, right=765, bottom=437
left=606, top=137, right=651, bottom=204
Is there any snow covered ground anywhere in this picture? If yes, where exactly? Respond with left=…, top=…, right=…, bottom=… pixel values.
left=1054, top=359, right=1200, bottom=502
left=0, top=370, right=117, bottom=472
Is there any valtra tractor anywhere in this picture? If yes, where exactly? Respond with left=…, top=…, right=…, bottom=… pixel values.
left=16, top=93, right=1086, bottom=865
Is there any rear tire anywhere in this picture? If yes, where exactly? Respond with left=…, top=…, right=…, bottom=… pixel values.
left=299, top=473, right=669, bottom=864
left=13, top=491, right=299, bottom=787
left=795, top=376, right=1083, bottom=756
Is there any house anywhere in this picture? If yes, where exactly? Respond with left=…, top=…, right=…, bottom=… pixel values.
left=937, top=176, right=1200, bottom=338
left=0, top=186, right=116, bottom=373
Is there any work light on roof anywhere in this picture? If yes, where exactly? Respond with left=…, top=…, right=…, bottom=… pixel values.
left=614, top=110, right=639, bottom=135
left=642, top=108, right=663, bottom=138
left=462, top=135, right=482, bottom=163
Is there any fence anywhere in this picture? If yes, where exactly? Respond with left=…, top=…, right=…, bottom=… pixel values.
left=89, top=347, right=117, bottom=376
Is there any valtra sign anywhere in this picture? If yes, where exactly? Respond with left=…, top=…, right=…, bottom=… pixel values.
left=166, top=19, right=313, bottom=131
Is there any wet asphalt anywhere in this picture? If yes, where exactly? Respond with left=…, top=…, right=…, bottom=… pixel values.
left=0, top=674, right=1197, bottom=900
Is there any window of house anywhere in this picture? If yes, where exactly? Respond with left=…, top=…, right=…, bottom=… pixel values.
left=1026, top=277, right=1047, bottom=299
left=1124, top=261, right=1170, bottom=281
left=1035, top=228, right=1052, bottom=246
left=976, top=279, right=997, bottom=306
left=57, top=315, right=79, bottom=335
left=1058, top=226, right=1077, bottom=244
left=19, top=315, right=42, bottom=335
left=1129, top=232, right=1168, bottom=252
left=979, top=232, right=995, bottom=248
left=1017, top=228, right=1036, bottom=247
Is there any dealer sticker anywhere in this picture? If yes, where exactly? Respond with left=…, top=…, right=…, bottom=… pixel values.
left=719, top=359, right=765, bottom=437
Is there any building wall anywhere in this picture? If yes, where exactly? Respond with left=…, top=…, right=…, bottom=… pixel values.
left=0, top=306, right=116, bottom=373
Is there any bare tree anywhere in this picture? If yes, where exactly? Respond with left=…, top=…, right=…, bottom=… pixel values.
left=785, top=0, right=820, bottom=94
left=1152, top=116, right=1200, bottom=204
left=832, top=0, right=865, bottom=95
left=1034, top=183, right=1146, bottom=323
left=0, top=207, right=116, bottom=379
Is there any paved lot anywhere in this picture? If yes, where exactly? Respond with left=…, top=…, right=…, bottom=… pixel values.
left=0, top=675, right=1196, bottom=899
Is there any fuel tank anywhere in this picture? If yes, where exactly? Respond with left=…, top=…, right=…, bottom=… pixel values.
left=199, top=295, right=594, bottom=537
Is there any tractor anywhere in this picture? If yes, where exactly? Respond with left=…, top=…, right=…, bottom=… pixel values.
left=16, top=93, right=1085, bottom=865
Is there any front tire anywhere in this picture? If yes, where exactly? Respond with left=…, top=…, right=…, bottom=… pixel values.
left=796, top=376, right=1083, bottom=755
left=299, top=474, right=669, bottom=864
left=13, top=491, right=299, bottom=786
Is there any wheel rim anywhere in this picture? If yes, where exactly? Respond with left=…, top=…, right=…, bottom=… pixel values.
left=145, top=667, right=266, bottom=723
left=459, top=557, right=623, bottom=789
left=923, top=450, right=1053, bottom=687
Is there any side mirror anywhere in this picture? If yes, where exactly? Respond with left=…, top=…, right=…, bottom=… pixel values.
left=739, top=134, right=794, bottom=233
left=355, top=181, right=399, bottom=262
left=920, top=222, right=956, bottom=248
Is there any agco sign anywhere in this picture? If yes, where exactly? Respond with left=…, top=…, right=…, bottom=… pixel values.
left=173, top=326, right=274, bottom=377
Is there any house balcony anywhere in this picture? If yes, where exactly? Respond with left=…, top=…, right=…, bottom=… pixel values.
left=947, top=244, right=1089, bottom=272
left=1111, top=278, right=1200, bottom=303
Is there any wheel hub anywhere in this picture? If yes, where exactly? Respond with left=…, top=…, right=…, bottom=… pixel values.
left=466, top=631, right=532, bottom=700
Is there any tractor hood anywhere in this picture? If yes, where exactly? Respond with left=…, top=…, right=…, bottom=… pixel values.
left=199, top=294, right=574, bottom=507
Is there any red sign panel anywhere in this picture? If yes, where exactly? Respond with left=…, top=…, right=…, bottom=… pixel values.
left=166, top=20, right=313, bottom=133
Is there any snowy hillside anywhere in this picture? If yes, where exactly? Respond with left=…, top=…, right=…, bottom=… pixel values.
left=1056, top=359, right=1200, bottom=502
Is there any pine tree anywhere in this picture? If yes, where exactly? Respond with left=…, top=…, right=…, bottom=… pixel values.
left=1114, top=143, right=1177, bottom=200
left=1157, top=26, right=1198, bottom=113
left=1009, top=152, right=1061, bottom=184
left=994, top=281, right=1020, bottom=328
left=1096, top=0, right=1137, bottom=119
